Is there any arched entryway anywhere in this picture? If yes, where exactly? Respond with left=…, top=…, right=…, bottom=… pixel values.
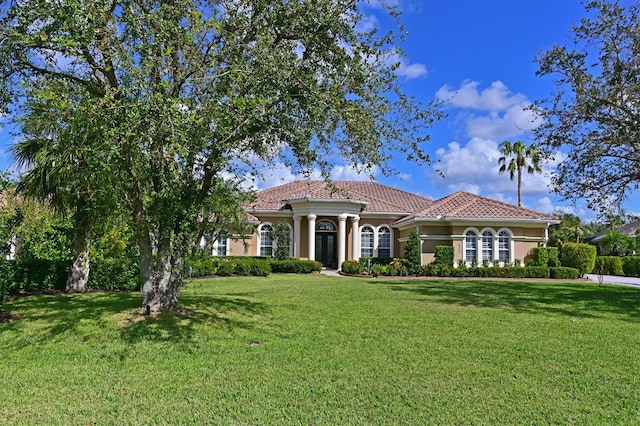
left=315, top=220, right=337, bottom=268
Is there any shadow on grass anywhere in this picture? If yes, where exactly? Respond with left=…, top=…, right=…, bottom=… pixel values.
left=1, top=290, right=272, bottom=348
left=373, top=279, right=640, bottom=322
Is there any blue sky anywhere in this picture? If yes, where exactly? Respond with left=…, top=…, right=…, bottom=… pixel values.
left=1, top=0, right=637, bottom=221
left=248, top=0, right=639, bottom=221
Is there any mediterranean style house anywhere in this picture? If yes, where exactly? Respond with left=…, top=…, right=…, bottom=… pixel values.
left=213, top=180, right=560, bottom=269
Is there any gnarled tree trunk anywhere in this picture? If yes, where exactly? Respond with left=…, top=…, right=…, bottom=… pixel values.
left=65, top=207, right=91, bottom=293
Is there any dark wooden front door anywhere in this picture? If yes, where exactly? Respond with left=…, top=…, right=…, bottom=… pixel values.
left=315, top=232, right=337, bottom=268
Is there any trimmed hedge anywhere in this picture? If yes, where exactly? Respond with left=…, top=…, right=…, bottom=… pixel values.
left=550, top=266, right=580, bottom=280
left=561, top=243, right=597, bottom=277
left=622, top=256, right=640, bottom=277
left=594, top=256, right=624, bottom=276
left=186, top=255, right=322, bottom=277
left=270, top=259, right=322, bottom=274
left=89, top=257, right=139, bottom=291
left=527, top=247, right=560, bottom=267
left=434, top=246, right=454, bottom=266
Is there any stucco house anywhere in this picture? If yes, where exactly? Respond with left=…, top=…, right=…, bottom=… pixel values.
left=214, top=180, right=560, bottom=269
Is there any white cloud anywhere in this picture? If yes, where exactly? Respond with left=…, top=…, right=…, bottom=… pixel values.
left=251, top=161, right=378, bottom=190
left=430, top=137, right=553, bottom=199
left=397, top=61, right=428, bottom=79
left=356, top=14, right=379, bottom=33
left=435, top=80, right=544, bottom=140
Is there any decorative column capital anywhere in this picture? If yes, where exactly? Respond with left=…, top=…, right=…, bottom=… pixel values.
left=338, top=214, right=348, bottom=222
left=307, top=214, right=317, bottom=221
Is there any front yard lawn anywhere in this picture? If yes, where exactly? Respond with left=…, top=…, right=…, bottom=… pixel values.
left=1, top=275, right=639, bottom=424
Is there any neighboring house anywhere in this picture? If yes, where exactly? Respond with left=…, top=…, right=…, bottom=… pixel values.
left=215, top=180, right=559, bottom=270
left=585, top=220, right=640, bottom=254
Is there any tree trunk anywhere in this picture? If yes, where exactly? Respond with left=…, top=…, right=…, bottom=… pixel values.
left=65, top=218, right=91, bottom=293
left=517, top=168, right=523, bottom=207
left=139, top=229, right=182, bottom=314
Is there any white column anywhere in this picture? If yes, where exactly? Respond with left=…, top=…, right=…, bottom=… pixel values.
left=337, top=214, right=347, bottom=270
left=293, top=215, right=301, bottom=258
left=307, top=214, right=317, bottom=261
left=352, top=215, right=360, bottom=261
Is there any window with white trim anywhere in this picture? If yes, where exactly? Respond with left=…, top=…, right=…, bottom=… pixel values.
left=465, top=230, right=477, bottom=262
left=482, top=230, right=494, bottom=261
left=360, top=226, right=374, bottom=257
left=498, top=231, right=510, bottom=261
left=213, top=237, right=228, bottom=256
left=377, top=226, right=391, bottom=258
left=259, top=224, right=274, bottom=257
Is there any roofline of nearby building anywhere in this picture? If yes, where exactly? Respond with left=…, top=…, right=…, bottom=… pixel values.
left=394, top=216, right=561, bottom=228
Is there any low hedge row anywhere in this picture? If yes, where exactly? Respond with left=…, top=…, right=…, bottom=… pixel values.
left=594, top=256, right=640, bottom=277
left=186, top=255, right=322, bottom=278
left=342, top=259, right=580, bottom=279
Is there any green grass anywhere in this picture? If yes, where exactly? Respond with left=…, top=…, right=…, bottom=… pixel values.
left=1, top=275, right=640, bottom=424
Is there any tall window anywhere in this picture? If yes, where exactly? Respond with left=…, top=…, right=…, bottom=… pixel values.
left=360, top=226, right=374, bottom=257
left=465, top=230, right=477, bottom=262
left=498, top=231, right=510, bottom=261
left=378, top=226, right=391, bottom=258
left=213, top=237, right=228, bottom=256
left=259, top=224, right=274, bottom=257
left=482, top=230, right=494, bottom=261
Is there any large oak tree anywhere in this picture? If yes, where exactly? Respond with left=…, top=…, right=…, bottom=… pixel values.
left=0, top=0, right=440, bottom=312
left=533, top=0, right=640, bottom=213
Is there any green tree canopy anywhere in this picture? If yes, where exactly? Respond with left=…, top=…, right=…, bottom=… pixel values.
left=0, top=0, right=440, bottom=311
left=533, top=0, right=640, bottom=213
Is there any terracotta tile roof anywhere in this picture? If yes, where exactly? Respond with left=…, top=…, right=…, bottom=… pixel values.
left=407, top=191, right=558, bottom=222
left=248, top=180, right=433, bottom=214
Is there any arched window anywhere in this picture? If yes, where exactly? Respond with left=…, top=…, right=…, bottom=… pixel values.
left=498, top=230, right=511, bottom=261
left=259, top=224, right=274, bottom=257
left=360, top=226, right=374, bottom=257
left=465, top=230, right=477, bottom=262
left=482, top=230, right=494, bottom=261
left=316, top=220, right=336, bottom=231
left=377, top=226, right=391, bottom=258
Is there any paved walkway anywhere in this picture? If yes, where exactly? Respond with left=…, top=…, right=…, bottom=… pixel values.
left=585, top=274, right=640, bottom=288
left=320, top=269, right=342, bottom=277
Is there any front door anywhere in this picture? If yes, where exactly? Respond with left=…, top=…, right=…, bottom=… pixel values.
left=315, top=233, right=337, bottom=268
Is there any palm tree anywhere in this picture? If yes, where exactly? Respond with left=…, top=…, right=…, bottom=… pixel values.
left=12, top=88, right=113, bottom=293
left=498, top=140, right=543, bottom=207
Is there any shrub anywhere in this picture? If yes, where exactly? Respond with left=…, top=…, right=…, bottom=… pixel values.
left=89, top=257, right=139, bottom=291
left=622, top=256, right=640, bottom=277
left=594, top=256, right=624, bottom=276
left=434, top=246, right=454, bottom=266
left=0, top=259, right=13, bottom=311
left=403, top=230, right=422, bottom=274
left=388, top=258, right=409, bottom=276
left=561, top=243, right=597, bottom=277
left=11, top=259, right=68, bottom=293
left=216, top=259, right=237, bottom=276
left=524, top=266, right=550, bottom=278
left=341, top=260, right=363, bottom=275
left=270, top=259, right=322, bottom=274
left=527, top=247, right=559, bottom=267
left=550, top=267, right=580, bottom=280
left=243, top=258, right=271, bottom=277
left=502, top=266, right=526, bottom=278
left=371, top=264, right=388, bottom=276
left=273, top=222, right=292, bottom=261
